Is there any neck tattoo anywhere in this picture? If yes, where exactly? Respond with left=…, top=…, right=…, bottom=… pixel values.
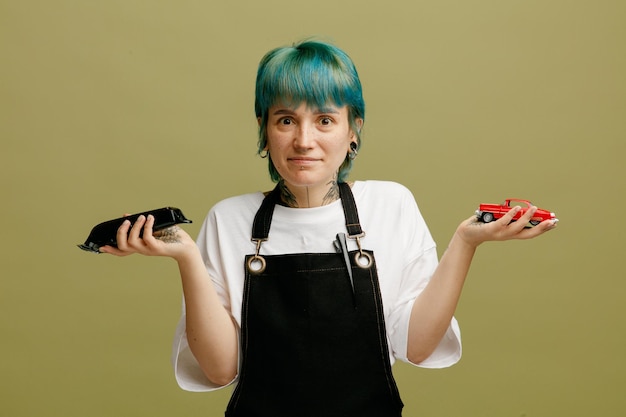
left=278, top=181, right=299, bottom=207
left=277, top=178, right=340, bottom=208
left=321, top=179, right=340, bottom=206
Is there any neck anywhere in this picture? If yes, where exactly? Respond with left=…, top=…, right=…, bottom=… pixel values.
left=279, top=179, right=340, bottom=208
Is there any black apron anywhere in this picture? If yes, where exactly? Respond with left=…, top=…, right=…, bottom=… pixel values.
left=226, top=182, right=403, bottom=417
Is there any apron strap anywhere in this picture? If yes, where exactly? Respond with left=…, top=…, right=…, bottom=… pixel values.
left=251, top=185, right=281, bottom=241
left=251, top=182, right=363, bottom=241
left=338, top=182, right=364, bottom=238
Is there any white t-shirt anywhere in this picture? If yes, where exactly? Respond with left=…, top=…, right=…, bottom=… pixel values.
left=172, top=180, right=462, bottom=392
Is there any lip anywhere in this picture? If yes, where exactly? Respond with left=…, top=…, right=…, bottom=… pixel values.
left=288, top=157, right=320, bottom=165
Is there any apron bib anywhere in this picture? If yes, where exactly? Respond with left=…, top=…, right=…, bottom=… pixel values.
left=226, top=183, right=403, bottom=417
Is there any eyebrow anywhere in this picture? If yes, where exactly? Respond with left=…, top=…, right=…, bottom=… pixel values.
left=271, top=106, right=340, bottom=116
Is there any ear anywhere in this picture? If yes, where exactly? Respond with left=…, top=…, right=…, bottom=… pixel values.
left=350, top=118, right=363, bottom=139
left=356, top=117, right=363, bottom=132
left=258, top=117, right=269, bottom=151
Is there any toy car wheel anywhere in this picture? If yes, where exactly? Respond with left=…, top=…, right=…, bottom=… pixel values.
left=529, top=220, right=541, bottom=226
left=481, top=212, right=494, bottom=223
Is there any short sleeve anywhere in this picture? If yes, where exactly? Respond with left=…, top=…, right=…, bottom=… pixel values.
left=379, top=184, right=462, bottom=368
left=387, top=247, right=462, bottom=368
left=170, top=210, right=240, bottom=392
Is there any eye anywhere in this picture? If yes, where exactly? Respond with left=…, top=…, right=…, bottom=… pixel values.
left=319, top=117, right=333, bottom=126
left=279, top=117, right=293, bottom=125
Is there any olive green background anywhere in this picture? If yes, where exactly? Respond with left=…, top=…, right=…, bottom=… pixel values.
left=1, top=0, right=624, bottom=416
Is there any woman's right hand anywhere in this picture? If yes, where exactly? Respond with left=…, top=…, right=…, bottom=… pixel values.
left=99, top=214, right=198, bottom=261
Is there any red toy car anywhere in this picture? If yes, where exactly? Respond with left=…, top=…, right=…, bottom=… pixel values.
left=475, top=199, right=557, bottom=226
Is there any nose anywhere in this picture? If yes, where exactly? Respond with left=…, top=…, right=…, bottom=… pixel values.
left=293, top=122, right=314, bottom=150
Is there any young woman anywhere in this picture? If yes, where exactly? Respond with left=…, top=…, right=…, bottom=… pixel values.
left=101, top=40, right=557, bottom=417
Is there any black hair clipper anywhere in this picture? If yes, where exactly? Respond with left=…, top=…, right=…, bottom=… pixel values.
left=77, top=207, right=192, bottom=254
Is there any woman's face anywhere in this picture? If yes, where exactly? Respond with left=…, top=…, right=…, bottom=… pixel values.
left=265, top=102, right=357, bottom=192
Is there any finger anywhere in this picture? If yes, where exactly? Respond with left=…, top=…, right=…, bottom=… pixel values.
left=518, top=206, right=538, bottom=223
left=115, top=219, right=133, bottom=251
left=99, top=245, right=132, bottom=257
left=515, top=217, right=558, bottom=239
left=498, top=205, right=521, bottom=225
left=487, top=206, right=530, bottom=239
left=535, top=218, right=558, bottom=233
left=127, top=215, right=147, bottom=243
left=141, top=215, right=157, bottom=244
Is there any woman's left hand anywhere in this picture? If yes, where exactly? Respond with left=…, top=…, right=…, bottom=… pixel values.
left=455, top=206, right=558, bottom=249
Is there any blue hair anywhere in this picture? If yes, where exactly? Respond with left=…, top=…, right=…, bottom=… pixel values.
left=255, top=40, right=365, bottom=183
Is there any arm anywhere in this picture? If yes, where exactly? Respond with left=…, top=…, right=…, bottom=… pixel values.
left=99, top=215, right=238, bottom=386
left=407, top=205, right=558, bottom=364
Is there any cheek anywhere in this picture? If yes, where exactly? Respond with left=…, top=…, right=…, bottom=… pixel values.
left=331, top=131, right=352, bottom=154
left=265, top=129, right=286, bottom=150
left=324, top=140, right=351, bottom=166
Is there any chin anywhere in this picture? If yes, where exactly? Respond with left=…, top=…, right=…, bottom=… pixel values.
left=283, top=175, right=326, bottom=189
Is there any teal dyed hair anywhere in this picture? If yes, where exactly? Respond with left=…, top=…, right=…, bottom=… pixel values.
left=255, top=40, right=365, bottom=183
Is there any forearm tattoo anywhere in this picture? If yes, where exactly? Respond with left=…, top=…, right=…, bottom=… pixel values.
left=154, top=226, right=182, bottom=243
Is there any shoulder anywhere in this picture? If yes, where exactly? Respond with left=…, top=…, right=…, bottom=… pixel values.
left=352, top=180, right=427, bottom=228
left=211, top=191, right=264, bottom=212
left=198, top=191, right=265, bottom=247
left=353, top=180, right=415, bottom=203
left=205, top=191, right=265, bottom=225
